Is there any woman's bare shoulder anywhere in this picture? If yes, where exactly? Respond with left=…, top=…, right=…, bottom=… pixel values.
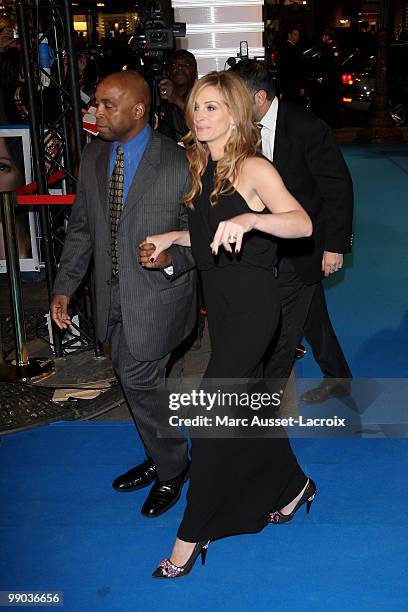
left=243, top=155, right=276, bottom=172
left=241, top=155, right=278, bottom=179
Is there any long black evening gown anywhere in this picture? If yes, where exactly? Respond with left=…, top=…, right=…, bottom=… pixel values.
left=178, top=159, right=307, bottom=542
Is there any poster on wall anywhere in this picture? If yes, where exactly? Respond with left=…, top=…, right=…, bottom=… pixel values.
left=0, top=125, right=40, bottom=273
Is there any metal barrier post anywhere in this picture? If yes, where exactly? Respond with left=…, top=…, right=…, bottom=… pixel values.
left=0, top=193, right=53, bottom=382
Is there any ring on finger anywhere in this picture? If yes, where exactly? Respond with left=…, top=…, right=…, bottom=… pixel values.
left=228, top=235, right=237, bottom=243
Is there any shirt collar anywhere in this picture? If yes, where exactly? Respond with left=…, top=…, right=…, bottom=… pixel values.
left=259, top=97, right=278, bottom=131
left=114, top=123, right=152, bottom=153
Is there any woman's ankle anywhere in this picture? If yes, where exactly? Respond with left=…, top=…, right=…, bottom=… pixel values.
left=279, top=479, right=309, bottom=515
left=170, top=538, right=197, bottom=566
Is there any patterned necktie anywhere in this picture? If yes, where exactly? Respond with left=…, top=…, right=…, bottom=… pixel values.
left=109, top=145, right=124, bottom=276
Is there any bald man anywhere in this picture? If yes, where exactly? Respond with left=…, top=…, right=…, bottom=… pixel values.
left=51, top=72, right=195, bottom=518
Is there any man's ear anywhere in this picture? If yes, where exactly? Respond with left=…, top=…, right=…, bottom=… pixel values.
left=134, top=102, right=146, bottom=119
left=254, top=90, right=267, bottom=107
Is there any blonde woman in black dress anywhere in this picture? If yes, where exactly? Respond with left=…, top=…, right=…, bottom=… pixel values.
left=140, top=70, right=316, bottom=579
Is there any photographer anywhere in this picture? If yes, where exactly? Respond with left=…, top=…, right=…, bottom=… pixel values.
left=0, top=17, right=19, bottom=55
left=158, top=49, right=197, bottom=142
left=157, top=49, right=205, bottom=349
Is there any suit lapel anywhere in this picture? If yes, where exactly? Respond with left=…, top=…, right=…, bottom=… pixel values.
left=273, top=102, right=292, bottom=174
left=95, top=139, right=111, bottom=223
left=119, top=130, right=160, bottom=223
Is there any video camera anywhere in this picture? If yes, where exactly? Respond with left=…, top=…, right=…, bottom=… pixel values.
left=130, top=2, right=185, bottom=63
left=145, top=14, right=185, bottom=51
left=128, top=2, right=186, bottom=127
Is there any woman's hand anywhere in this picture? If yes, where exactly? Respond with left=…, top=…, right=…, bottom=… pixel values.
left=211, top=213, right=257, bottom=256
left=139, top=231, right=190, bottom=268
left=139, top=232, right=176, bottom=269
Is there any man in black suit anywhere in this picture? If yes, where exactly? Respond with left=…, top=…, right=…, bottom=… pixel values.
left=277, top=25, right=306, bottom=105
left=51, top=72, right=195, bottom=515
left=312, top=29, right=342, bottom=128
left=232, top=60, right=353, bottom=402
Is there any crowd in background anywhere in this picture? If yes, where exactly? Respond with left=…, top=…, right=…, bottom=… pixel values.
left=3, top=10, right=406, bottom=133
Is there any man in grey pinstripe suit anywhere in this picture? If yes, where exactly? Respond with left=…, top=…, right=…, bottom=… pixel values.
left=51, top=72, right=195, bottom=518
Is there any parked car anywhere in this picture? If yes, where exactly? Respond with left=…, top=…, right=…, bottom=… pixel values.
left=301, top=42, right=343, bottom=116
left=338, top=43, right=408, bottom=125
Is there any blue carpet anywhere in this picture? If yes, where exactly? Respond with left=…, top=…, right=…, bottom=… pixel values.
left=1, top=145, right=408, bottom=611
left=296, top=145, right=408, bottom=378
left=1, top=423, right=408, bottom=612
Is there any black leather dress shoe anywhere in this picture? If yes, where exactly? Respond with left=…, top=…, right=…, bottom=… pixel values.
left=300, top=380, right=351, bottom=404
left=141, top=462, right=190, bottom=518
left=112, top=458, right=157, bottom=492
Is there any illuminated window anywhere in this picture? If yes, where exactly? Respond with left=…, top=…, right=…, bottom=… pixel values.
left=74, top=15, right=87, bottom=33
left=172, top=0, right=264, bottom=76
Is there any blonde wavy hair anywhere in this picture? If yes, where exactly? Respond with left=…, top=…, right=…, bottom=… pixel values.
left=181, top=70, right=260, bottom=208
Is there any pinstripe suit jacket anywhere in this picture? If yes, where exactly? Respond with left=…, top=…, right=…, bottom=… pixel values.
left=53, top=130, right=196, bottom=361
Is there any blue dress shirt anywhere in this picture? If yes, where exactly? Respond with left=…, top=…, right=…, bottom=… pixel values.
left=108, top=124, right=152, bottom=204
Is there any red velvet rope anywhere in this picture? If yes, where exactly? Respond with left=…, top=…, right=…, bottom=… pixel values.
left=15, top=170, right=75, bottom=205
